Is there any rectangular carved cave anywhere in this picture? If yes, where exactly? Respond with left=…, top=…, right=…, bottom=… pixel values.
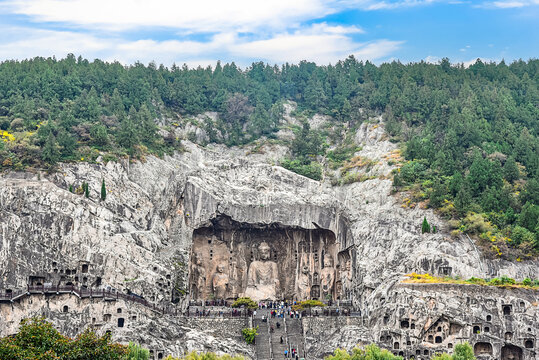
left=189, top=217, right=351, bottom=302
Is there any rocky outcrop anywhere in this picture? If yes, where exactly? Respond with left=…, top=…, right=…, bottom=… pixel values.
left=0, top=114, right=537, bottom=359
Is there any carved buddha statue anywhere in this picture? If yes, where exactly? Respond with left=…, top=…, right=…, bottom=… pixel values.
left=244, top=242, right=280, bottom=300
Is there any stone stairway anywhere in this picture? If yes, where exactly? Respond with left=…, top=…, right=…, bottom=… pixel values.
left=285, top=318, right=306, bottom=359
left=254, top=310, right=272, bottom=360
left=270, top=317, right=288, bottom=360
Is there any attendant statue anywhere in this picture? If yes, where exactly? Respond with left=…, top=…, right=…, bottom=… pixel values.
left=296, top=264, right=311, bottom=300
left=212, top=263, right=229, bottom=299
left=191, top=252, right=206, bottom=299
left=244, top=242, right=280, bottom=300
left=320, top=254, right=335, bottom=300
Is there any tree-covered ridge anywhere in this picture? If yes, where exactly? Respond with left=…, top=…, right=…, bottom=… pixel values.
left=0, top=55, right=537, bottom=256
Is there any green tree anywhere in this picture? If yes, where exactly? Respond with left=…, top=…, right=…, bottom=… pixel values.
left=101, top=179, right=107, bottom=201
left=118, top=112, right=139, bottom=152
left=241, top=327, right=258, bottom=345
left=0, top=318, right=128, bottom=360
left=503, top=156, right=520, bottom=182
left=326, top=344, right=403, bottom=360
left=41, top=131, right=60, bottom=164
left=429, top=179, right=446, bottom=208
left=125, top=342, right=150, bottom=360
left=421, top=217, right=431, bottom=234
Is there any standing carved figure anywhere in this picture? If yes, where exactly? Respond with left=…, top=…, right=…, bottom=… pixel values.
left=296, top=264, right=311, bottom=300
left=212, top=263, right=229, bottom=299
left=191, top=252, right=206, bottom=299
left=320, top=253, right=335, bottom=300
left=244, top=242, right=280, bottom=300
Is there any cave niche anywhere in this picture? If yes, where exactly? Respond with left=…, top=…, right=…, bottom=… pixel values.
left=474, top=342, right=493, bottom=356
left=189, top=215, right=349, bottom=301
left=501, top=345, right=522, bottom=360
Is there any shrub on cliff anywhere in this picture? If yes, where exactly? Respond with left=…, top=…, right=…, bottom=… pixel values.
left=292, top=299, right=326, bottom=311
left=0, top=317, right=128, bottom=360
left=241, top=326, right=259, bottom=345
left=165, top=351, right=244, bottom=360
left=326, top=343, right=403, bottom=360
left=432, top=343, right=475, bottom=360
left=126, top=342, right=150, bottom=360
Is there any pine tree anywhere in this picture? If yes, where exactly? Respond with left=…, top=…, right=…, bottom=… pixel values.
left=42, top=131, right=60, bottom=164
left=84, top=182, right=89, bottom=198
left=101, top=179, right=106, bottom=201
left=503, top=156, right=520, bottom=182
left=421, top=217, right=431, bottom=234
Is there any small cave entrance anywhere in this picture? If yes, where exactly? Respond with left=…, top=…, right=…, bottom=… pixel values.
left=435, top=336, right=442, bottom=344
left=394, top=342, right=400, bottom=350
left=503, top=305, right=512, bottom=316
left=473, top=326, right=481, bottom=334
left=524, top=340, right=533, bottom=349
left=401, top=320, right=410, bottom=329
left=63, top=305, right=69, bottom=313
left=189, top=215, right=348, bottom=301
left=81, top=264, right=89, bottom=273
left=501, top=345, right=522, bottom=360
left=117, top=318, right=125, bottom=327
left=474, top=342, right=493, bottom=356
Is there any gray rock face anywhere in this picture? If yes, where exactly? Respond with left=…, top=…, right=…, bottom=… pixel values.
left=0, top=120, right=537, bottom=359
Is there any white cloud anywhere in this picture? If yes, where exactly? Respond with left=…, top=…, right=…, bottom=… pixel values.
left=359, top=0, right=439, bottom=10
left=231, top=26, right=401, bottom=64
left=0, top=24, right=401, bottom=66
left=4, top=0, right=337, bottom=32
left=478, top=0, right=539, bottom=8
left=424, top=55, right=441, bottom=63
left=3, top=0, right=446, bottom=33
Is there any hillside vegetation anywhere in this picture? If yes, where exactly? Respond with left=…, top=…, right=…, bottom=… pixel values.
left=0, top=56, right=537, bottom=256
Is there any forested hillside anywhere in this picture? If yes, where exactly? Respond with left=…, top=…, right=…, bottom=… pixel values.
left=0, top=55, right=537, bottom=256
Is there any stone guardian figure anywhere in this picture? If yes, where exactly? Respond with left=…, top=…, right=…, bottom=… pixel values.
left=191, top=252, right=206, bottom=300
left=320, top=253, right=335, bottom=300
left=296, top=264, right=311, bottom=300
left=244, top=242, right=280, bottom=300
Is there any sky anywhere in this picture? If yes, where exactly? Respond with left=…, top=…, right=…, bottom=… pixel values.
left=0, top=0, right=537, bottom=68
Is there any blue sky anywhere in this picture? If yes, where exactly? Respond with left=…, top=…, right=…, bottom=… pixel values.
left=0, top=0, right=537, bottom=67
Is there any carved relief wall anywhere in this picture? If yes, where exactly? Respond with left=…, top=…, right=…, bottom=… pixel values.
left=189, top=216, right=352, bottom=301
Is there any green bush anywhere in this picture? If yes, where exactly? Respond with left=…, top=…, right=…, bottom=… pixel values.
left=0, top=317, right=127, bottom=360
left=280, top=158, right=322, bottom=181
left=292, top=300, right=326, bottom=311
left=241, top=326, right=258, bottom=345
left=326, top=344, right=403, bottom=360
left=165, top=351, right=244, bottom=360
left=231, top=297, right=258, bottom=309
left=125, top=342, right=150, bottom=360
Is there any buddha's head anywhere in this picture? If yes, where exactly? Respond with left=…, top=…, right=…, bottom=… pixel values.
left=216, top=264, right=225, bottom=273
left=259, top=242, right=271, bottom=261
left=194, top=252, right=203, bottom=265
left=323, top=254, right=334, bottom=268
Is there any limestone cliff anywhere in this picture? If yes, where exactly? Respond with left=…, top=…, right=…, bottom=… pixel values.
left=0, top=115, right=537, bottom=360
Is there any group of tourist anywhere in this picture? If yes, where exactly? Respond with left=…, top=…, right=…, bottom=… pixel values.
left=284, top=347, right=303, bottom=360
